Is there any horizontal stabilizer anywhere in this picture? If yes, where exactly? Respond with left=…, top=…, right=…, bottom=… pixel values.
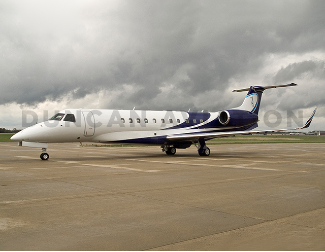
left=232, top=83, right=297, bottom=92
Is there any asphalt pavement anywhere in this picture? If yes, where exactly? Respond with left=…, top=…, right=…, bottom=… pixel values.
left=0, top=142, right=324, bottom=250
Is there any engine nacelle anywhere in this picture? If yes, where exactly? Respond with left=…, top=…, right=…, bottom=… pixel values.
left=218, top=110, right=258, bottom=127
left=219, top=111, right=230, bottom=125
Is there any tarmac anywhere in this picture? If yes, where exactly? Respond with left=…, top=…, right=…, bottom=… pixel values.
left=0, top=141, right=325, bottom=250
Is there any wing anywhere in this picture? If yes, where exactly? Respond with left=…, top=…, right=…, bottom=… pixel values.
left=167, top=108, right=317, bottom=142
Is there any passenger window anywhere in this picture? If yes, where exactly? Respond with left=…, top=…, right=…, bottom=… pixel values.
left=144, top=118, right=148, bottom=123
left=200, top=119, right=203, bottom=123
left=63, top=114, right=76, bottom=122
left=186, top=119, right=189, bottom=123
left=177, top=119, right=180, bottom=123
left=193, top=119, right=196, bottom=123
left=161, top=119, right=165, bottom=123
left=129, top=118, right=133, bottom=123
left=137, top=118, right=140, bottom=123
left=153, top=119, right=156, bottom=123
left=169, top=119, right=173, bottom=123
left=121, top=118, right=125, bottom=123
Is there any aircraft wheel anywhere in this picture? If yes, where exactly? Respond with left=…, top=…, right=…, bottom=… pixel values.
left=204, top=147, right=210, bottom=156
left=40, top=153, right=50, bottom=160
left=166, top=147, right=176, bottom=155
left=198, top=147, right=210, bottom=156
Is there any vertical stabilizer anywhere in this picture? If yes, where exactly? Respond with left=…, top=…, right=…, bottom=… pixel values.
left=236, top=86, right=264, bottom=115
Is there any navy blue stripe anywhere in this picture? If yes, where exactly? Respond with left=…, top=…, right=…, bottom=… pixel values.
left=163, top=112, right=211, bottom=130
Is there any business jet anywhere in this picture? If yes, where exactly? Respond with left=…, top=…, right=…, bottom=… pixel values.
left=10, top=83, right=316, bottom=160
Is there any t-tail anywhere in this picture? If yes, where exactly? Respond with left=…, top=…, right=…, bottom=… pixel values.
left=233, top=83, right=297, bottom=115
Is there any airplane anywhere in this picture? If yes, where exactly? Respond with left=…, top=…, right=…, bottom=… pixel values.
left=10, top=83, right=317, bottom=160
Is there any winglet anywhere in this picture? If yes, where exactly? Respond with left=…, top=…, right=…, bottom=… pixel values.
left=302, top=107, right=317, bottom=129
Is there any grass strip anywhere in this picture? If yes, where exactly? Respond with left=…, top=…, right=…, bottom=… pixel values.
left=0, top=134, right=14, bottom=142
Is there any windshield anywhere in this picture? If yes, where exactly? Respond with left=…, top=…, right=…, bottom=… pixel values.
left=63, top=114, right=76, bottom=122
left=49, top=113, right=65, bottom=121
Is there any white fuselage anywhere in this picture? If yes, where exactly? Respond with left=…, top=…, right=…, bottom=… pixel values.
left=11, top=109, right=221, bottom=144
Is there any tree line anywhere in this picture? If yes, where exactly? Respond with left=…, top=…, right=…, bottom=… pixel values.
left=0, top=128, right=20, bottom=133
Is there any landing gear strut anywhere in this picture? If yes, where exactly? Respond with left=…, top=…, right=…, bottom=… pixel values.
left=197, top=138, right=210, bottom=156
left=40, top=148, right=49, bottom=160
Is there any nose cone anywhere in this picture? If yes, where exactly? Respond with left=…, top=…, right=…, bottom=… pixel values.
left=10, top=124, right=45, bottom=142
left=10, top=130, right=27, bottom=141
left=10, top=122, right=62, bottom=143
left=10, top=134, right=18, bottom=141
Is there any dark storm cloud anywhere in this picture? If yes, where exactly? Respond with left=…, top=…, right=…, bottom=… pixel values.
left=1, top=0, right=325, bottom=112
left=273, top=60, right=325, bottom=84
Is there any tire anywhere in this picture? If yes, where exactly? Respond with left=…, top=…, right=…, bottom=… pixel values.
left=40, top=153, right=49, bottom=160
left=198, top=147, right=210, bottom=156
left=204, top=147, right=210, bottom=156
left=166, top=147, right=176, bottom=155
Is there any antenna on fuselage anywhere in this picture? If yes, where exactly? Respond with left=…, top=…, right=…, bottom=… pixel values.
left=188, top=108, right=191, bottom=112
left=133, top=107, right=136, bottom=110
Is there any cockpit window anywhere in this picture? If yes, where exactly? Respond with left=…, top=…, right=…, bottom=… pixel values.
left=63, top=114, right=76, bottom=122
left=49, top=113, right=65, bottom=121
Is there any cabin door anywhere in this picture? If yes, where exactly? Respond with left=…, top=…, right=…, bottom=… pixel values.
left=82, top=111, right=95, bottom=136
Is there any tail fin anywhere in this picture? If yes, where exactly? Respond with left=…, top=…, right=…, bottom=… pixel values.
left=233, top=83, right=297, bottom=115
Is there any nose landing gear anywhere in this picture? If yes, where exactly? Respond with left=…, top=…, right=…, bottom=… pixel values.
left=40, top=148, right=49, bottom=160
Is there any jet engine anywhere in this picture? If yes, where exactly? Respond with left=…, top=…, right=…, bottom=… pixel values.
left=218, top=110, right=258, bottom=127
left=218, top=111, right=230, bottom=125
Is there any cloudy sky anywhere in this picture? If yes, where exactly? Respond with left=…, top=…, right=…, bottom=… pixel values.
left=1, top=0, right=324, bottom=130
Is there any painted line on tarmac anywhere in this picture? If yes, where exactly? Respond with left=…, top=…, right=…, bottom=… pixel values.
left=253, top=160, right=324, bottom=167
left=295, top=162, right=325, bottom=166
left=81, top=163, right=160, bottom=173
left=0, top=192, right=113, bottom=205
left=0, top=144, right=17, bottom=147
left=56, top=161, right=79, bottom=164
left=223, top=164, right=307, bottom=172
left=56, top=160, right=160, bottom=173
left=83, top=156, right=105, bottom=158
left=13, top=157, right=159, bottom=172
left=220, top=165, right=279, bottom=171
left=199, top=158, right=228, bottom=161
left=253, top=160, right=290, bottom=164
left=10, top=149, right=36, bottom=152
left=127, top=159, right=188, bottom=165
left=15, top=156, right=39, bottom=160
left=45, top=166, right=72, bottom=169
left=127, top=158, right=281, bottom=171
left=176, top=157, right=228, bottom=161
left=0, top=167, right=13, bottom=170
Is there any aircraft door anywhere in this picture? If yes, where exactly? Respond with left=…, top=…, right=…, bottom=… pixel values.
left=82, top=111, right=95, bottom=136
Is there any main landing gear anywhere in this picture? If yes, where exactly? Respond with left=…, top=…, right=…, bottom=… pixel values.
left=40, top=148, right=50, bottom=160
left=196, top=138, right=210, bottom=156
left=161, top=138, right=211, bottom=156
left=162, top=145, right=177, bottom=155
